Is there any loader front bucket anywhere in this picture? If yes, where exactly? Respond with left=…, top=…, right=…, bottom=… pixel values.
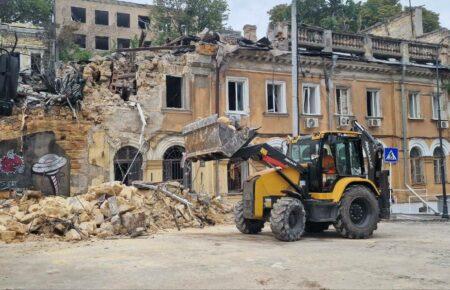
left=182, top=115, right=256, bottom=161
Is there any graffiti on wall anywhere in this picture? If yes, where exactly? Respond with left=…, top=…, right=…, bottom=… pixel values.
left=0, top=150, right=25, bottom=175
left=32, top=154, right=67, bottom=195
left=0, top=132, right=70, bottom=196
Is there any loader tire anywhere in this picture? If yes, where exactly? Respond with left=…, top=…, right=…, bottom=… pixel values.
left=270, top=197, right=305, bottom=242
left=305, top=222, right=330, bottom=233
left=234, top=201, right=264, bottom=234
left=334, top=185, right=379, bottom=239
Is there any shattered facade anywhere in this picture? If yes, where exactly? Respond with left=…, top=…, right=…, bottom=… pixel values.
left=1, top=21, right=449, bottom=204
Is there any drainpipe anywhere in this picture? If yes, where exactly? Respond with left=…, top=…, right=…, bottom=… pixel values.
left=291, top=0, right=299, bottom=136
left=401, top=63, right=408, bottom=188
left=215, top=59, right=221, bottom=196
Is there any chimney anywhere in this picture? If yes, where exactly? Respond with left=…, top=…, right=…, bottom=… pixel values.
left=243, top=25, right=257, bottom=42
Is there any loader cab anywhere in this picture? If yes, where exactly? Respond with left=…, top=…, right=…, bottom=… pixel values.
left=289, top=132, right=365, bottom=193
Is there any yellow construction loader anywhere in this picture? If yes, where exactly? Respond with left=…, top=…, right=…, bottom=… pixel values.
left=183, top=116, right=390, bottom=241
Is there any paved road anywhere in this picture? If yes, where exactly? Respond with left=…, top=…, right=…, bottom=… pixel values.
left=1, top=221, right=450, bottom=289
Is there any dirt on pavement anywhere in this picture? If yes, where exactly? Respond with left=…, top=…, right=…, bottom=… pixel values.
left=1, top=221, right=449, bottom=289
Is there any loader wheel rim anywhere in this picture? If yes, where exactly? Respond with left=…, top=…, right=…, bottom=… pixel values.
left=288, top=209, right=301, bottom=228
left=349, top=198, right=369, bottom=225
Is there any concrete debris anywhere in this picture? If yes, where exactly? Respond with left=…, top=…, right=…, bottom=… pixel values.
left=0, top=181, right=232, bottom=243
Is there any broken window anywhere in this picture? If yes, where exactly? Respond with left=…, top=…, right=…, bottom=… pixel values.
left=95, top=10, right=109, bottom=25
left=30, top=53, right=41, bottom=74
left=432, top=93, right=447, bottom=120
left=117, top=13, right=130, bottom=28
left=138, top=15, right=150, bottom=29
left=95, top=36, right=109, bottom=50
left=227, top=78, right=248, bottom=113
left=114, top=146, right=143, bottom=186
left=336, top=87, right=351, bottom=115
left=366, top=90, right=381, bottom=118
left=433, top=147, right=446, bottom=184
left=71, top=7, right=86, bottom=23
left=117, top=38, right=131, bottom=49
left=143, top=41, right=152, bottom=47
left=73, top=34, right=86, bottom=48
left=166, top=75, right=183, bottom=108
left=303, top=84, right=320, bottom=115
left=267, top=81, right=286, bottom=113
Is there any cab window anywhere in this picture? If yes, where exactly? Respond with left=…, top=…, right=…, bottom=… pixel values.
left=290, top=140, right=320, bottom=163
left=334, top=139, right=364, bottom=176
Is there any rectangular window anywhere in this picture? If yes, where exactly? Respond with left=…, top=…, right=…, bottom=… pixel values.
left=95, top=36, right=109, bottom=50
left=117, top=38, right=131, bottom=49
left=71, top=7, right=86, bottom=23
left=408, top=92, right=421, bottom=119
left=30, top=53, right=41, bottom=74
left=95, top=10, right=109, bottom=25
left=367, top=90, right=381, bottom=117
left=303, top=84, right=320, bottom=115
left=166, top=75, right=183, bottom=108
left=117, top=13, right=130, bottom=28
left=143, top=41, right=152, bottom=47
left=336, top=87, right=351, bottom=115
left=266, top=81, right=286, bottom=113
left=138, top=15, right=150, bottom=29
left=432, top=93, right=447, bottom=120
left=74, top=34, right=86, bottom=48
left=227, top=78, right=248, bottom=113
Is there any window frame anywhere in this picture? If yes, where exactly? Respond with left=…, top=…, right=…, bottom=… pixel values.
left=138, top=15, right=150, bottom=29
left=95, top=10, right=109, bottom=26
left=302, top=83, right=321, bottom=116
left=117, top=12, right=131, bottom=28
left=432, top=92, right=448, bottom=120
left=410, top=147, right=425, bottom=185
left=366, top=89, right=382, bottom=118
left=117, top=38, right=131, bottom=49
left=335, top=86, right=352, bottom=116
left=433, top=147, right=447, bottom=184
left=226, top=77, right=249, bottom=115
left=408, top=91, right=422, bottom=119
left=164, top=75, right=186, bottom=109
left=73, top=34, right=86, bottom=48
left=265, top=80, right=287, bottom=114
left=95, top=36, right=109, bottom=51
left=71, top=7, right=86, bottom=23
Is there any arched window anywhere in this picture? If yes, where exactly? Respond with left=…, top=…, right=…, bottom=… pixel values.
left=163, top=146, right=185, bottom=183
left=114, top=146, right=143, bottom=186
left=410, top=147, right=424, bottom=184
left=433, top=147, right=446, bottom=184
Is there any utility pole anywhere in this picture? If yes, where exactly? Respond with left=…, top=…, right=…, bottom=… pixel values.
left=291, top=0, right=299, bottom=137
left=435, top=57, right=449, bottom=219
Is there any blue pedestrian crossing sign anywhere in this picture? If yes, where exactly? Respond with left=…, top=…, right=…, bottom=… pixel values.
left=384, top=147, right=399, bottom=163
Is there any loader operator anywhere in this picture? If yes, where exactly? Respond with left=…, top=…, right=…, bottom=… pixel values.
left=322, top=148, right=336, bottom=174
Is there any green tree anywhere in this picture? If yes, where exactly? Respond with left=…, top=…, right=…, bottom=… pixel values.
left=268, top=0, right=360, bottom=33
left=150, top=0, right=228, bottom=45
left=0, top=0, right=52, bottom=25
left=359, top=0, right=402, bottom=30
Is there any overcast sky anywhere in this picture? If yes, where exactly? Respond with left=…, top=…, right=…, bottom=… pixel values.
left=124, top=0, right=449, bottom=38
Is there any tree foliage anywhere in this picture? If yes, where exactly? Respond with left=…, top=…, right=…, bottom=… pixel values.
left=150, top=0, right=228, bottom=44
left=0, top=0, right=52, bottom=25
left=267, top=0, right=441, bottom=34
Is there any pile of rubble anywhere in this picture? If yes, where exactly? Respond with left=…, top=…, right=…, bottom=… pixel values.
left=0, top=181, right=233, bottom=243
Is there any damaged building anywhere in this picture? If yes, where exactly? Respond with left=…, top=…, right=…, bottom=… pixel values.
left=1, top=14, right=449, bottom=206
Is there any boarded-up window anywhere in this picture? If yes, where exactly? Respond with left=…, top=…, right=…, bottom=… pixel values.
left=95, top=36, right=109, bottom=50
left=117, top=38, right=131, bottom=49
left=117, top=13, right=130, bottom=28
left=166, top=75, right=183, bottom=108
left=71, top=7, right=86, bottom=23
left=95, top=10, right=109, bottom=25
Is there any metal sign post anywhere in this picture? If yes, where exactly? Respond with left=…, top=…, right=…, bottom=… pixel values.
left=384, top=147, right=399, bottom=209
